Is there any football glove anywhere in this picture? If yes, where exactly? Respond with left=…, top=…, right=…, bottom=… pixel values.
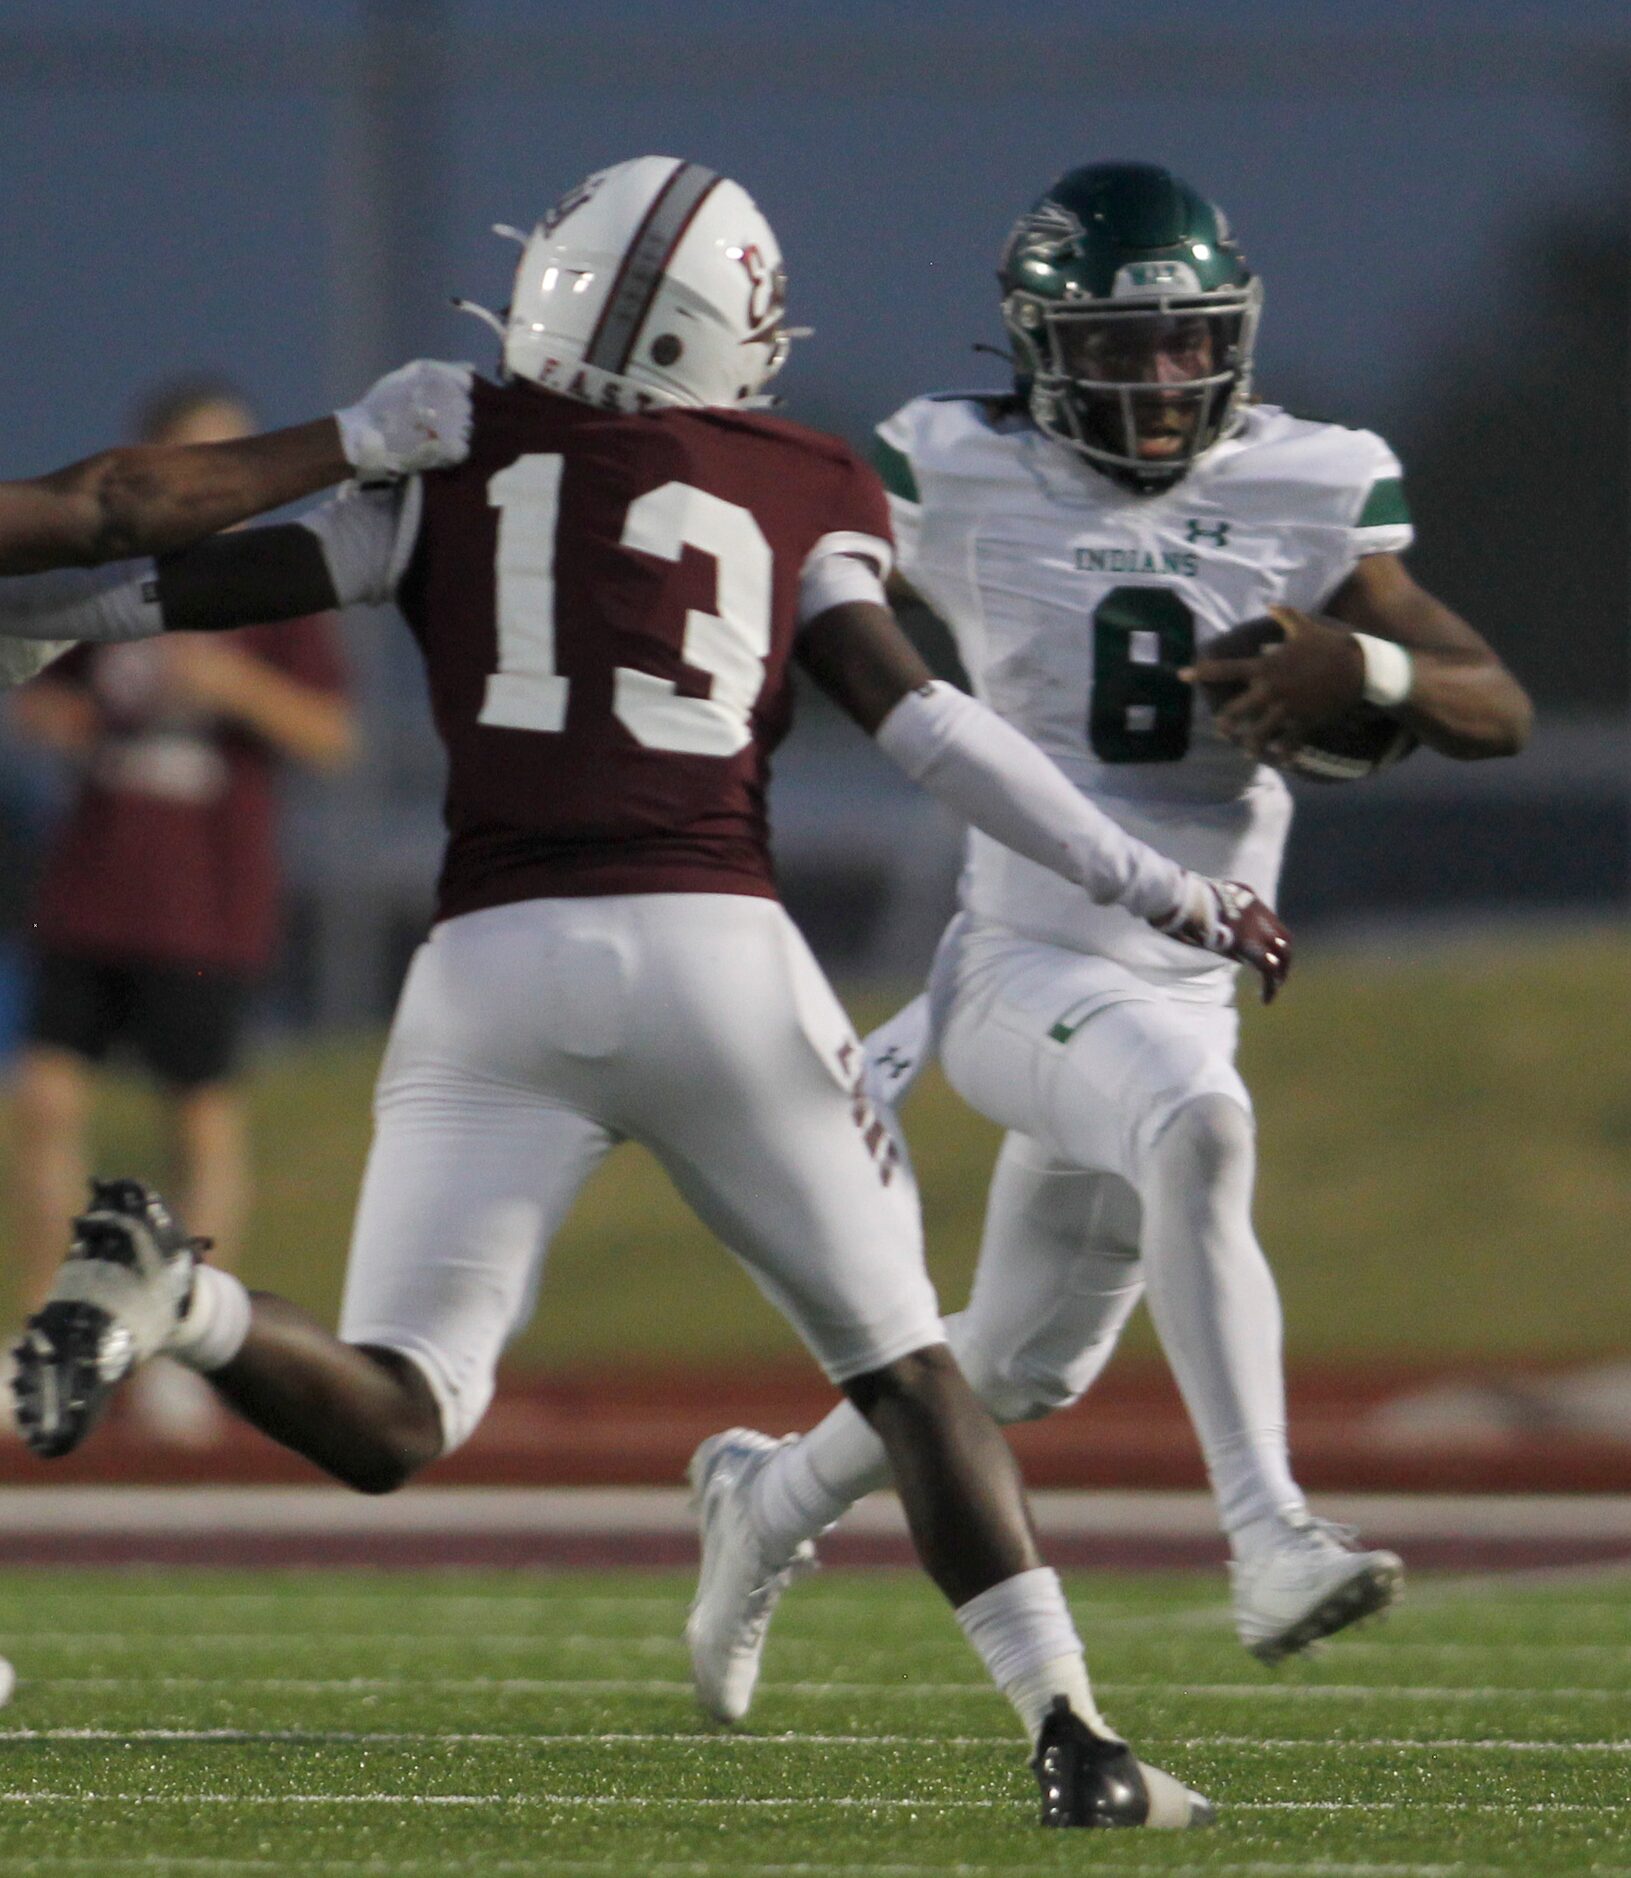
left=335, top=359, right=474, bottom=481
left=1153, top=875, right=1292, bottom=1003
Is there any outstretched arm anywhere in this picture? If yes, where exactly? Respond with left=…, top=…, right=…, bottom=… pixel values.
left=796, top=597, right=1291, bottom=1000
left=0, top=359, right=470, bottom=577
left=0, top=422, right=346, bottom=575
left=0, top=476, right=411, bottom=649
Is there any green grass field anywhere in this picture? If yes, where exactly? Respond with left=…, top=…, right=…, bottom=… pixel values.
left=0, top=1563, right=1624, bottom=1874
left=8, top=929, right=1627, bottom=1368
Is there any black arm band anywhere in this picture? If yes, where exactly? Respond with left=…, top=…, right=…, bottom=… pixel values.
left=154, top=524, right=339, bottom=632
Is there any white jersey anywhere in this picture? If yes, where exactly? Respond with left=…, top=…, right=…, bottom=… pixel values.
left=877, top=396, right=1413, bottom=1000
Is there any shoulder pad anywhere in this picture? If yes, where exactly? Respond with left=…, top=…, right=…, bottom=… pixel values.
left=692, top=404, right=863, bottom=469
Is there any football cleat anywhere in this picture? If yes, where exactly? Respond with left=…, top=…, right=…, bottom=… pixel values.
left=1032, top=1696, right=1216, bottom=1829
left=686, top=1427, right=817, bottom=1723
left=1232, top=1512, right=1404, bottom=1665
left=12, top=1179, right=200, bottom=1460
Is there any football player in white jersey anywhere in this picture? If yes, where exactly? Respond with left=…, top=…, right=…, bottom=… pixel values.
left=690, top=162, right=1531, bottom=1695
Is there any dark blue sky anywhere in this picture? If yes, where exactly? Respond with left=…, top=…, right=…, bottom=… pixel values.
left=0, top=1, right=1625, bottom=468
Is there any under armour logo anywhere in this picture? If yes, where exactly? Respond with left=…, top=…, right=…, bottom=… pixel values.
left=875, top=1047, right=914, bottom=1083
left=1185, top=519, right=1232, bottom=547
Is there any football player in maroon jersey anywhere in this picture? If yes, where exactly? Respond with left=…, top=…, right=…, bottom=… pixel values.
left=0, top=159, right=1292, bottom=1829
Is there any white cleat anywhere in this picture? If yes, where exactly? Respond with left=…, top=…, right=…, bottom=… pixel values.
left=686, top=1427, right=817, bottom=1723
left=11, top=1179, right=200, bottom=1460
left=1232, top=1512, right=1403, bottom=1665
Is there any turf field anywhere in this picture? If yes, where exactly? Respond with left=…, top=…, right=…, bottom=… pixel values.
left=0, top=1564, right=1624, bottom=1875
left=6, top=929, right=1628, bottom=1367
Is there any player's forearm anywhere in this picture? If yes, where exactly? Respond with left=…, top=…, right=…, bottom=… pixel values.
left=0, top=522, right=343, bottom=653
left=0, top=359, right=471, bottom=580
left=1328, top=557, right=1531, bottom=760
left=1393, top=654, right=1532, bottom=760
left=5, top=421, right=346, bottom=574
left=873, top=680, right=1188, bottom=919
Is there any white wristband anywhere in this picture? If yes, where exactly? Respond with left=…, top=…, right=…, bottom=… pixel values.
left=1354, top=632, right=1414, bottom=708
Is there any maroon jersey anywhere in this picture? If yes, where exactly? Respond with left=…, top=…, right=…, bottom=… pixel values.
left=29, top=619, right=347, bottom=976
left=394, top=377, right=892, bottom=923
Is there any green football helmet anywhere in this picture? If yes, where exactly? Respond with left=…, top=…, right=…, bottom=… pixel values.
left=999, top=162, right=1262, bottom=492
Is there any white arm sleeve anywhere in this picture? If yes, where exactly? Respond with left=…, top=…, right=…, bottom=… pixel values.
left=874, top=680, right=1189, bottom=920
left=298, top=477, right=422, bottom=606
left=0, top=561, right=161, bottom=644
left=0, top=477, right=420, bottom=653
left=0, top=479, right=420, bottom=655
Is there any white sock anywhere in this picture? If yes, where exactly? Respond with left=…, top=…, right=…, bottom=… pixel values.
left=165, top=1266, right=252, bottom=1373
left=747, top=1415, right=889, bottom=1561
left=1140, top=1096, right=1304, bottom=1549
left=954, top=1566, right=1109, bottom=1744
left=1230, top=1503, right=1310, bottom=1564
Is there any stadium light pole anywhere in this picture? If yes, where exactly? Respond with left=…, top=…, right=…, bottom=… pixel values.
left=316, top=0, right=452, bottom=1025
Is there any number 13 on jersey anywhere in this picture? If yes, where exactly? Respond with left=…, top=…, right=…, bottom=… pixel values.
left=479, top=453, right=773, bottom=757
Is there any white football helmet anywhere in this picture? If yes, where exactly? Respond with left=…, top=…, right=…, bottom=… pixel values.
left=479, top=156, right=798, bottom=415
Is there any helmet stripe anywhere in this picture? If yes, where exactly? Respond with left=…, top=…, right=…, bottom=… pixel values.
left=584, top=160, right=721, bottom=379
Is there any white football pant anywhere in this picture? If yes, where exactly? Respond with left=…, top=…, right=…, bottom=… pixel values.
left=794, top=921, right=1305, bottom=1549
left=338, top=894, right=944, bottom=1452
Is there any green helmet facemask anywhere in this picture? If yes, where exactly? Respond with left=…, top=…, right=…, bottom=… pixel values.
left=999, top=162, right=1263, bottom=493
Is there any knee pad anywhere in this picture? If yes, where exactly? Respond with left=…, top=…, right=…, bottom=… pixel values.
left=947, top=1315, right=1079, bottom=1425
left=1148, top=1091, right=1254, bottom=1184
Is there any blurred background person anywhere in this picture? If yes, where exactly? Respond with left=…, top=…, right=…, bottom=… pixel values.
left=6, top=377, right=356, bottom=1442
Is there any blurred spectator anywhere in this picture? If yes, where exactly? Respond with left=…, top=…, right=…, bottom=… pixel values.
left=8, top=378, right=355, bottom=1440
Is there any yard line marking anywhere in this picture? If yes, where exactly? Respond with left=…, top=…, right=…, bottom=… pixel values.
left=1420, top=1560, right=1631, bottom=1598
left=1139, top=1641, right=1631, bottom=1661
left=0, top=1728, right=1006, bottom=1747
left=0, top=1861, right=1525, bottom=1878
left=26, top=1674, right=1631, bottom=1703
left=0, top=1632, right=690, bottom=1653
left=2, top=1727, right=1629, bottom=1754
left=1176, top=1735, right=1631, bottom=1752
left=0, top=1791, right=1624, bottom=1816
left=24, top=1631, right=1631, bottom=1660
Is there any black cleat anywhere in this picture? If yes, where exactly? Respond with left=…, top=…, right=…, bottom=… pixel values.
left=12, top=1180, right=200, bottom=1460
left=1032, top=1696, right=1216, bottom=1829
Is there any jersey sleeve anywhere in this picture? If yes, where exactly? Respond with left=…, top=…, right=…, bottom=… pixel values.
left=793, top=446, right=895, bottom=626
left=869, top=402, right=926, bottom=577
left=1345, top=433, right=1413, bottom=561
left=299, top=478, right=424, bottom=607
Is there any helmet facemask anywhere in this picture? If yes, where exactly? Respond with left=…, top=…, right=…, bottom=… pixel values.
left=1008, top=283, right=1262, bottom=491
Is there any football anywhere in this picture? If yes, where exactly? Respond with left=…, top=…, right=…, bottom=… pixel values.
left=1198, top=616, right=1418, bottom=783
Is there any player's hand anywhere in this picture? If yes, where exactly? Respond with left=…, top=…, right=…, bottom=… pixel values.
left=1151, top=874, right=1292, bottom=1004
left=1183, top=605, right=1364, bottom=762
left=335, top=360, right=474, bottom=481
